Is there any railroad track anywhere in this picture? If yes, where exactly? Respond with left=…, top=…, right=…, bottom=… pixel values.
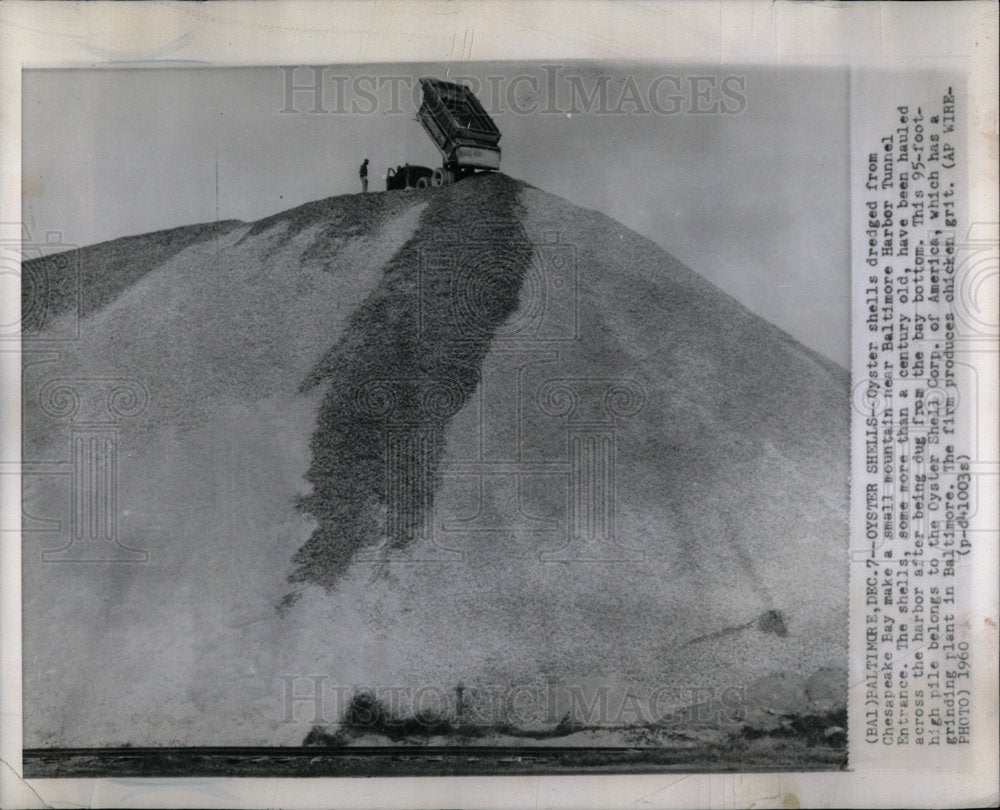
left=24, top=745, right=650, bottom=760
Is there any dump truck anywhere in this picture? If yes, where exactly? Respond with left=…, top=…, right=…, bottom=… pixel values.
left=385, top=77, right=502, bottom=190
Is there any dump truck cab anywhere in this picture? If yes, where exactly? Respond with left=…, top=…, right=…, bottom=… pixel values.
left=385, top=163, right=434, bottom=190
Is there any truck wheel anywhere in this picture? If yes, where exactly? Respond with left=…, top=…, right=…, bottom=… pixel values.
left=432, top=168, right=455, bottom=187
left=416, top=176, right=430, bottom=189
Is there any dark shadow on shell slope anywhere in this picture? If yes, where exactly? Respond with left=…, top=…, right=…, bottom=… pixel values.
left=21, top=220, right=243, bottom=333
left=290, top=174, right=534, bottom=589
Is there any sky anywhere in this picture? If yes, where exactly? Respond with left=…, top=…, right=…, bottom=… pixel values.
left=22, top=63, right=849, bottom=364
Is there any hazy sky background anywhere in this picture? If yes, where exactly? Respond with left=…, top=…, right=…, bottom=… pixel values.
left=22, top=64, right=849, bottom=364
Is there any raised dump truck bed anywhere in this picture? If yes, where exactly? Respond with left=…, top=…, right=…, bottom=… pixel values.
left=417, top=77, right=502, bottom=182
